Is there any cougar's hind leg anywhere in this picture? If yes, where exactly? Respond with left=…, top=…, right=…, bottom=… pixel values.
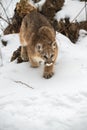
left=19, top=32, right=29, bottom=61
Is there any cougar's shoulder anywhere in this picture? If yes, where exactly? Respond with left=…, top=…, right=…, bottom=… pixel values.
left=20, top=11, right=55, bottom=45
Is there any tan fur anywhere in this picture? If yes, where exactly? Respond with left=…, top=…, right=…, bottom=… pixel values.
left=20, top=10, right=58, bottom=79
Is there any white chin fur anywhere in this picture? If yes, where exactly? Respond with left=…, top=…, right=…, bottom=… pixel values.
left=45, top=63, right=53, bottom=66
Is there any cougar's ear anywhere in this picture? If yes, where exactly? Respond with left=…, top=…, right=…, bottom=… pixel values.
left=39, top=26, right=55, bottom=40
left=35, top=43, right=42, bottom=52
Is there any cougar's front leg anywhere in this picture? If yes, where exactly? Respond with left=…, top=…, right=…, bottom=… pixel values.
left=29, top=57, right=40, bottom=68
left=21, top=46, right=29, bottom=61
left=29, top=58, right=40, bottom=68
left=43, top=64, right=54, bottom=79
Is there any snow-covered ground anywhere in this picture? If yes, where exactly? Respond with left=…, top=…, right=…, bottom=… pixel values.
left=0, top=0, right=87, bottom=130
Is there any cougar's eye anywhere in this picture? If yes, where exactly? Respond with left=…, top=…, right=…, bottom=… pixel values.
left=44, top=55, right=48, bottom=59
left=50, top=54, right=54, bottom=58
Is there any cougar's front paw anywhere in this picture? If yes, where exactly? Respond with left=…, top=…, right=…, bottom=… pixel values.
left=43, top=72, right=54, bottom=79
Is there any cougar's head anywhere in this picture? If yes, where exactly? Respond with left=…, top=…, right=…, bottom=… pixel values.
left=35, top=40, right=58, bottom=66
left=34, top=26, right=58, bottom=66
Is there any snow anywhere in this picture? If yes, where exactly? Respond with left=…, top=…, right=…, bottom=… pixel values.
left=0, top=0, right=87, bottom=130
left=55, top=0, right=87, bottom=22
left=0, top=31, right=87, bottom=130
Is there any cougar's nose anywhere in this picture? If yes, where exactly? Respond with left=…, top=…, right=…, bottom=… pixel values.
left=45, top=58, right=53, bottom=65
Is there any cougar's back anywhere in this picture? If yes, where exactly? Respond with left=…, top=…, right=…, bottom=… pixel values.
left=20, top=10, right=55, bottom=46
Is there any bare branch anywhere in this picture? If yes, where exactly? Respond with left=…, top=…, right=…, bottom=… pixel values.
left=85, top=1, right=87, bottom=20
left=13, top=80, right=34, bottom=89
left=0, top=23, right=4, bottom=31
left=0, top=48, right=3, bottom=67
left=0, top=15, right=10, bottom=24
left=0, top=2, right=10, bottom=24
left=6, top=0, right=14, bottom=11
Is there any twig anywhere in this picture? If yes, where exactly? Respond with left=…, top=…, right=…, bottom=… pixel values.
left=71, top=4, right=87, bottom=23
left=85, top=1, right=87, bottom=21
left=13, top=80, right=34, bottom=89
left=0, top=23, right=4, bottom=31
left=0, top=2, right=10, bottom=24
left=6, top=0, right=14, bottom=11
left=0, top=15, right=10, bottom=24
left=0, top=48, right=3, bottom=67
left=58, top=3, right=87, bottom=33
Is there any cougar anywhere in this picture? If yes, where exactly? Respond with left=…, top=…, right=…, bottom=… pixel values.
left=20, top=10, right=58, bottom=79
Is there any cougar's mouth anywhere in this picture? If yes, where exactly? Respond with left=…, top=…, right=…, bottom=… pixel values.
left=45, top=62, right=53, bottom=66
